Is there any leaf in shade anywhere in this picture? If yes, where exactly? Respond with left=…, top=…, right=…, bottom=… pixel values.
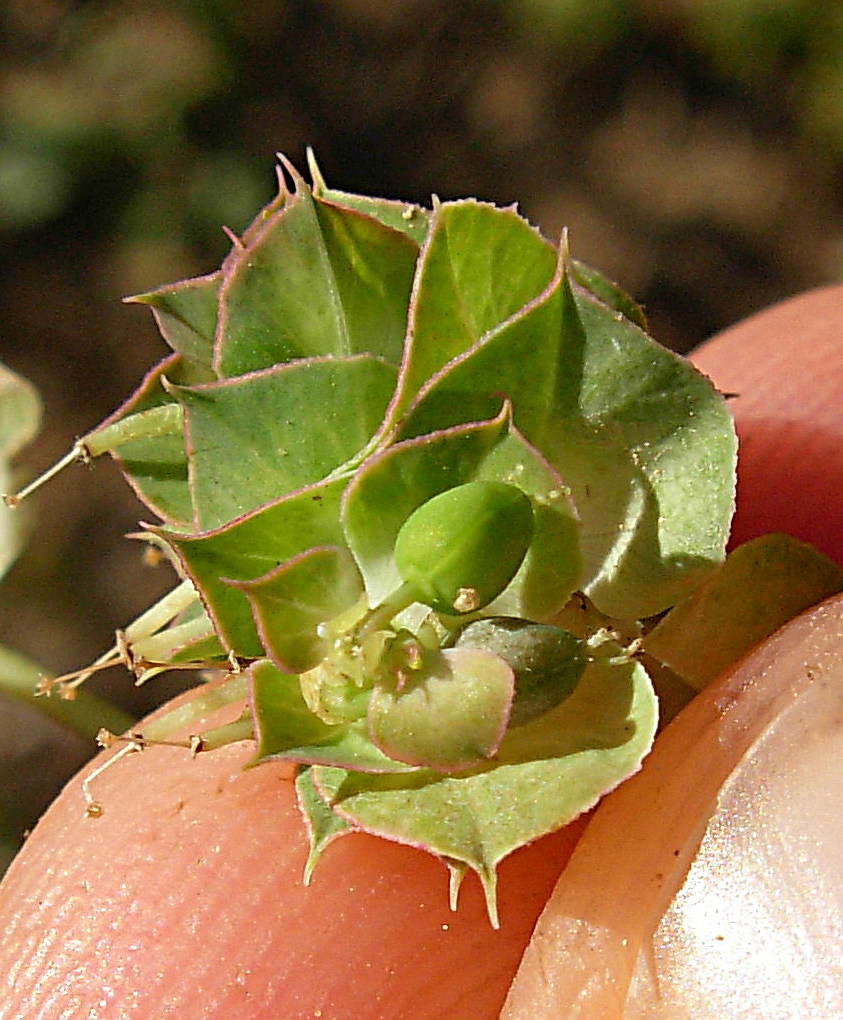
left=233, top=545, right=365, bottom=673
left=642, top=532, right=843, bottom=690
left=169, top=354, right=397, bottom=529
left=0, top=363, right=40, bottom=466
left=160, top=476, right=348, bottom=657
left=311, top=199, right=417, bottom=364
left=556, top=282, right=736, bottom=618
left=249, top=658, right=415, bottom=772
left=214, top=163, right=418, bottom=376
left=367, top=646, right=515, bottom=771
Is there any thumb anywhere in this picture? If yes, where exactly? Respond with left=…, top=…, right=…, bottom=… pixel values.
left=691, top=283, right=843, bottom=565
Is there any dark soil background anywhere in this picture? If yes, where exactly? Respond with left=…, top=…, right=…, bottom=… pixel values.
left=2, top=0, right=843, bottom=863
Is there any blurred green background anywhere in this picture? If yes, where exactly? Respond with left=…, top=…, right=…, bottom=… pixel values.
left=2, top=0, right=843, bottom=867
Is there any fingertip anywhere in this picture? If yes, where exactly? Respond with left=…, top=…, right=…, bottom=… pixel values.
left=0, top=714, right=582, bottom=1019
left=691, top=284, right=843, bottom=565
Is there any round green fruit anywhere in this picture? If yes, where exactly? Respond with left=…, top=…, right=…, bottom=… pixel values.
left=394, top=480, right=534, bottom=615
left=452, top=617, right=585, bottom=726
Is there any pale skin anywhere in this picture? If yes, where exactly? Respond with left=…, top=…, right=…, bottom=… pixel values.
left=1, top=285, right=842, bottom=1019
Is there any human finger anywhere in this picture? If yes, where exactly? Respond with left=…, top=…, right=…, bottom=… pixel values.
left=691, top=283, right=843, bottom=565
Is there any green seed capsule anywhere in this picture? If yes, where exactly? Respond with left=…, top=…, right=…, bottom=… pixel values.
left=452, top=616, right=585, bottom=726
left=394, top=481, right=534, bottom=615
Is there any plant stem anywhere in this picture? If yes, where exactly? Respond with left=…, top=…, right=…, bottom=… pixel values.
left=0, top=645, right=134, bottom=740
left=141, top=672, right=249, bottom=743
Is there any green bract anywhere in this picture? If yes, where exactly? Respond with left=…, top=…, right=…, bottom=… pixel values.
left=25, top=151, right=784, bottom=926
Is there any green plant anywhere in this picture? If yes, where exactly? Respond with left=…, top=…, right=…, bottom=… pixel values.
left=7, top=153, right=842, bottom=923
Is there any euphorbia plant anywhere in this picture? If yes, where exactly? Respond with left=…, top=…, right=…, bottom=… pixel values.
left=5, top=153, right=842, bottom=933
